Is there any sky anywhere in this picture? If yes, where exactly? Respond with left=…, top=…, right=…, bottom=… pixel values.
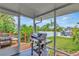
left=14, top=11, right=79, bottom=28
left=56, top=12, right=79, bottom=28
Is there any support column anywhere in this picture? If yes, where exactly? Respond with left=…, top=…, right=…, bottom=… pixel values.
left=18, top=15, right=20, bottom=53
left=53, top=10, right=56, bottom=56
left=31, top=18, right=36, bottom=55
left=33, top=18, right=36, bottom=33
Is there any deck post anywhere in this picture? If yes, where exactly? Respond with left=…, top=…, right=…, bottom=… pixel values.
left=33, top=18, right=36, bottom=33
left=18, top=15, right=21, bottom=53
left=31, top=18, right=36, bottom=55
left=31, top=41, right=33, bottom=55
left=53, top=10, right=56, bottom=56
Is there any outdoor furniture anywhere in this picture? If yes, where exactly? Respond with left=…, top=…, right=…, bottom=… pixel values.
left=11, top=38, right=18, bottom=44
left=0, top=37, right=12, bottom=48
left=0, top=33, right=12, bottom=48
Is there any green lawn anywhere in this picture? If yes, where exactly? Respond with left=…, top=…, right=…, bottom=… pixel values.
left=48, top=36, right=79, bottom=55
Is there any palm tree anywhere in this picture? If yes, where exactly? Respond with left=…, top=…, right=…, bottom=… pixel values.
left=21, top=25, right=33, bottom=42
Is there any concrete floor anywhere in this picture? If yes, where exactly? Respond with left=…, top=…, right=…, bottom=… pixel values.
left=15, top=48, right=32, bottom=56
left=15, top=48, right=49, bottom=56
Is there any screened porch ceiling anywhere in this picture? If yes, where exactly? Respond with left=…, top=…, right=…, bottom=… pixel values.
left=0, top=3, right=79, bottom=20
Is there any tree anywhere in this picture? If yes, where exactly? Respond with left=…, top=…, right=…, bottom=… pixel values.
left=36, top=26, right=40, bottom=32
left=72, top=26, right=79, bottom=44
left=56, top=25, right=63, bottom=32
left=0, top=13, right=16, bottom=33
left=41, top=23, right=51, bottom=31
left=21, top=25, right=33, bottom=42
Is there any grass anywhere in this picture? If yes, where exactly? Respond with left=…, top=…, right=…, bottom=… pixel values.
left=48, top=36, right=79, bottom=55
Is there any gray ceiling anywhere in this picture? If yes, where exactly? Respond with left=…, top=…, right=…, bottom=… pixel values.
left=0, top=3, right=79, bottom=20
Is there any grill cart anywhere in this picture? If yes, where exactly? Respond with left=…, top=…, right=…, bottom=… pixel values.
left=30, top=33, right=52, bottom=56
